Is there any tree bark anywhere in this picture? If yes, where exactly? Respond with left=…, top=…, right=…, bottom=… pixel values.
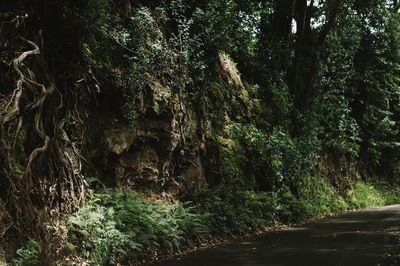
left=289, top=0, right=343, bottom=112
left=272, top=0, right=296, bottom=42
left=301, top=0, right=343, bottom=111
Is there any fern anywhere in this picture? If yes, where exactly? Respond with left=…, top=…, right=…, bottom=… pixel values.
left=66, top=187, right=210, bottom=264
left=14, top=239, right=41, bottom=266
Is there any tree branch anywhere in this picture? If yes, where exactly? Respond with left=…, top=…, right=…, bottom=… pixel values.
left=302, top=0, right=344, bottom=110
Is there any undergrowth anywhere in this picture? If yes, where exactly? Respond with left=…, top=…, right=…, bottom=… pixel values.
left=64, top=188, right=209, bottom=265
left=14, top=238, right=41, bottom=266
left=58, top=180, right=400, bottom=265
left=347, top=181, right=400, bottom=209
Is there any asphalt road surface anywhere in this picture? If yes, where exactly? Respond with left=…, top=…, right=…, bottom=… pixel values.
left=158, top=205, right=400, bottom=266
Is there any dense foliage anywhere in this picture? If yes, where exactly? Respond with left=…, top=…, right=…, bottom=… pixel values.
left=60, top=182, right=400, bottom=264
left=0, top=0, right=400, bottom=265
left=66, top=187, right=208, bottom=264
left=72, top=0, right=400, bottom=176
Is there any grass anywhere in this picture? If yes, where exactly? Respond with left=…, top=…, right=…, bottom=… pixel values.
left=347, top=181, right=400, bottom=209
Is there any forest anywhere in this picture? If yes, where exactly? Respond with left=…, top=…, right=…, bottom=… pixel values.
left=0, top=0, right=400, bottom=265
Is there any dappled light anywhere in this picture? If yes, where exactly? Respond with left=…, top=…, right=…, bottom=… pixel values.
left=0, top=0, right=399, bottom=265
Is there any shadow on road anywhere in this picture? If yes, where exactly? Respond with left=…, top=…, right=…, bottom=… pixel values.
left=157, top=205, right=400, bottom=266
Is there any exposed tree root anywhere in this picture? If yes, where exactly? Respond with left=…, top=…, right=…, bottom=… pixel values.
left=0, top=11, right=87, bottom=259
left=12, top=38, right=40, bottom=115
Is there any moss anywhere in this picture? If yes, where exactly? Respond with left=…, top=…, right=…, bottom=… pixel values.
left=65, top=147, right=79, bottom=171
left=82, top=42, right=112, bottom=71
left=214, top=135, right=245, bottom=184
left=218, top=53, right=244, bottom=88
left=16, top=129, right=26, bottom=153
left=184, top=110, right=199, bottom=141
left=205, top=119, right=214, bottom=138
left=12, top=159, right=25, bottom=175
left=153, top=100, right=160, bottom=115
left=3, top=107, right=18, bottom=122
left=206, top=69, right=254, bottom=130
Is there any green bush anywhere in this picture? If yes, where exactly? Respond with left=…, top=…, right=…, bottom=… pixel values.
left=185, top=186, right=282, bottom=235
left=347, top=182, right=385, bottom=209
left=381, top=184, right=400, bottom=205
left=346, top=181, right=400, bottom=209
left=225, top=123, right=296, bottom=190
left=67, top=188, right=209, bottom=264
left=14, top=238, right=41, bottom=266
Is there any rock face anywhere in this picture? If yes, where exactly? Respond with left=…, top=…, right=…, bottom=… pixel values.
left=101, top=122, right=179, bottom=197
left=87, top=54, right=253, bottom=199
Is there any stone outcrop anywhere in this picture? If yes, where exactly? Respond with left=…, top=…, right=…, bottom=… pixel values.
left=87, top=54, right=253, bottom=199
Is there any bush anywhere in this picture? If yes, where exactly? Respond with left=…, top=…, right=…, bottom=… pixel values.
left=186, top=187, right=278, bottom=235
left=14, top=238, right=41, bottom=266
left=224, top=123, right=308, bottom=191
left=346, top=182, right=385, bottom=209
left=346, top=181, right=400, bottom=209
left=67, top=188, right=209, bottom=264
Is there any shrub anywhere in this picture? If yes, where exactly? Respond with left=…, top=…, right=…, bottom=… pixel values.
left=224, top=123, right=313, bottom=191
left=67, top=188, right=209, bottom=264
left=14, top=238, right=41, bottom=266
left=184, top=186, right=279, bottom=236
left=346, top=182, right=385, bottom=209
left=346, top=181, right=400, bottom=209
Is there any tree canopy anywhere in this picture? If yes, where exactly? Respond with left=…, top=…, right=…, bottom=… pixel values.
left=0, top=0, right=400, bottom=264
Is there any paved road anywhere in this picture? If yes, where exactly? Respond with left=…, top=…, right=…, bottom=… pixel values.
left=158, top=205, right=400, bottom=266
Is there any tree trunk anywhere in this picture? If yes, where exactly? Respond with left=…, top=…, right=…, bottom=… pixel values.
left=289, top=0, right=343, bottom=113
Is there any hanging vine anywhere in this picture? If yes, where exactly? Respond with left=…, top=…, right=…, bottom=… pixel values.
left=0, top=5, right=88, bottom=252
